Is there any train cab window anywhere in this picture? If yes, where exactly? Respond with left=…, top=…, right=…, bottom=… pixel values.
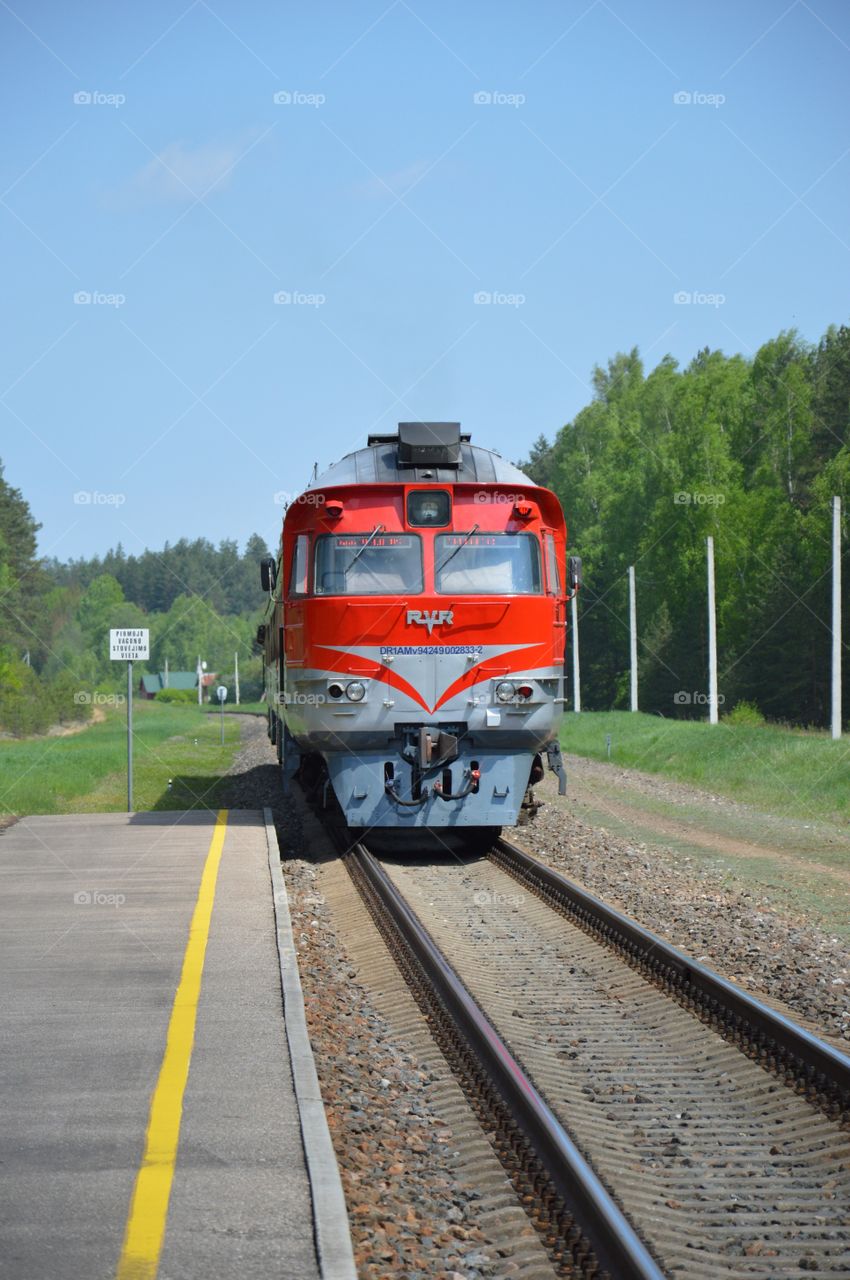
left=314, top=533, right=423, bottom=595
left=407, top=490, right=451, bottom=527
left=289, top=534, right=309, bottom=596
left=543, top=533, right=561, bottom=595
left=435, top=532, right=542, bottom=595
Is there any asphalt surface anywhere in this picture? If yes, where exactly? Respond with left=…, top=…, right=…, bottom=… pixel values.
left=0, top=809, right=321, bottom=1280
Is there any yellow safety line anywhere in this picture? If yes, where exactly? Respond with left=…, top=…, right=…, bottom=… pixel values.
left=115, top=810, right=228, bottom=1280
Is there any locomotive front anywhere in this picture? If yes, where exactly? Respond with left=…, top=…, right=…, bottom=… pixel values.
left=262, top=423, right=576, bottom=844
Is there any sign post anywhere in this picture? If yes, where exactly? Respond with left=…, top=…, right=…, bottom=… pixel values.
left=216, top=685, right=228, bottom=745
left=571, top=592, right=581, bottom=713
left=707, top=536, right=719, bottom=725
left=628, top=565, right=638, bottom=712
left=832, top=496, right=842, bottom=741
left=110, top=629, right=150, bottom=812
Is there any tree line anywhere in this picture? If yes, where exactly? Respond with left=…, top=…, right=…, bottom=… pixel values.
left=48, top=535, right=270, bottom=616
left=0, top=468, right=270, bottom=735
left=520, top=322, right=850, bottom=726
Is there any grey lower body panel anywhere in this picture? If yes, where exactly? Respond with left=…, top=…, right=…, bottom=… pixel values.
left=326, top=746, right=534, bottom=828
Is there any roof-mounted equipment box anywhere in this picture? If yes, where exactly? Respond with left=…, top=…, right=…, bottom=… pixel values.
left=396, top=421, right=462, bottom=469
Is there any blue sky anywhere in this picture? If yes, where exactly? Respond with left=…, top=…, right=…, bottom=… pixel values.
left=1, top=0, right=849, bottom=562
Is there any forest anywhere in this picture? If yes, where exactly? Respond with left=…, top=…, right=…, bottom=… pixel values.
left=1, top=319, right=848, bottom=735
left=0, top=480, right=270, bottom=734
left=520, top=322, right=850, bottom=726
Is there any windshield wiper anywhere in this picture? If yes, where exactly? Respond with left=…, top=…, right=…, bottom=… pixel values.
left=344, top=524, right=385, bottom=575
left=435, top=524, right=480, bottom=576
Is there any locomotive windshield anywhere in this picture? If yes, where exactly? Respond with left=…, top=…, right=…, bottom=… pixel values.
left=315, top=533, right=423, bottom=594
left=435, top=532, right=542, bottom=594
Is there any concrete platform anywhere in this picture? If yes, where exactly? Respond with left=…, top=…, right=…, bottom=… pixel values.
left=0, top=809, right=350, bottom=1280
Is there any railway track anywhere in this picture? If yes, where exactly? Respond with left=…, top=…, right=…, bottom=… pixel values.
left=339, top=833, right=850, bottom=1279
left=489, top=836, right=850, bottom=1122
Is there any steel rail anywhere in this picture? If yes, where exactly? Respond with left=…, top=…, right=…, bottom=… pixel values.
left=492, top=836, right=850, bottom=1116
left=347, top=841, right=665, bottom=1280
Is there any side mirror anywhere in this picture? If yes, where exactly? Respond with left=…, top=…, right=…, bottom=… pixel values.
left=256, top=624, right=266, bottom=646
left=568, top=555, right=582, bottom=590
left=260, top=556, right=277, bottom=593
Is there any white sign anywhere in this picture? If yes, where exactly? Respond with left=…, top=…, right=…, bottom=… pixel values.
left=110, top=628, right=150, bottom=661
left=216, top=685, right=228, bottom=702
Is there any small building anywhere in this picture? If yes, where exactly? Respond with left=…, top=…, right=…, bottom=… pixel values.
left=139, top=671, right=201, bottom=700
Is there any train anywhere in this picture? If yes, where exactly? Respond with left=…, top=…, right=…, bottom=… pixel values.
left=259, top=422, right=580, bottom=850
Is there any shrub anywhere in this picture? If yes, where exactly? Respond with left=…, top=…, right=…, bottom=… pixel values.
left=0, top=656, right=53, bottom=736
left=47, top=671, right=94, bottom=725
left=234, top=656, right=264, bottom=701
left=724, top=699, right=765, bottom=727
left=154, top=687, right=196, bottom=704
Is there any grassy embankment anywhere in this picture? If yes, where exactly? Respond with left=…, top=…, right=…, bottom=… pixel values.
left=560, top=711, right=850, bottom=824
left=0, top=700, right=244, bottom=817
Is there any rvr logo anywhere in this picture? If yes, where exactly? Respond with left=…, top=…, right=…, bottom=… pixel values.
left=406, top=609, right=453, bottom=635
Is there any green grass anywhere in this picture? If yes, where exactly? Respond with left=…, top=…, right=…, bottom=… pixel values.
left=0, top=700, right=244, bottom=817
left=199, top=700, right=267, bottom=715
left=560, top=711, right=850, bottom=824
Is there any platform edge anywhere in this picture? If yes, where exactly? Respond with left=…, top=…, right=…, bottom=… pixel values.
left=263, top=806, right=357, bottom=1280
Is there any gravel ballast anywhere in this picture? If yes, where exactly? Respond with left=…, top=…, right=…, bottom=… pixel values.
left=517, top=773, right=850, bottom=1044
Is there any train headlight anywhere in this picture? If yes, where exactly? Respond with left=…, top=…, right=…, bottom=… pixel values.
left=516, top=683, right=534, bottom=700
left=346, top=681, right=366, bottom=702
left=495, top=680, right=516, bottom=703
left=328, top=682, right=344, bottom=699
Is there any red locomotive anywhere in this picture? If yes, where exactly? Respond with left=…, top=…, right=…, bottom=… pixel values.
left=260, top=423, right=579, bottom=849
